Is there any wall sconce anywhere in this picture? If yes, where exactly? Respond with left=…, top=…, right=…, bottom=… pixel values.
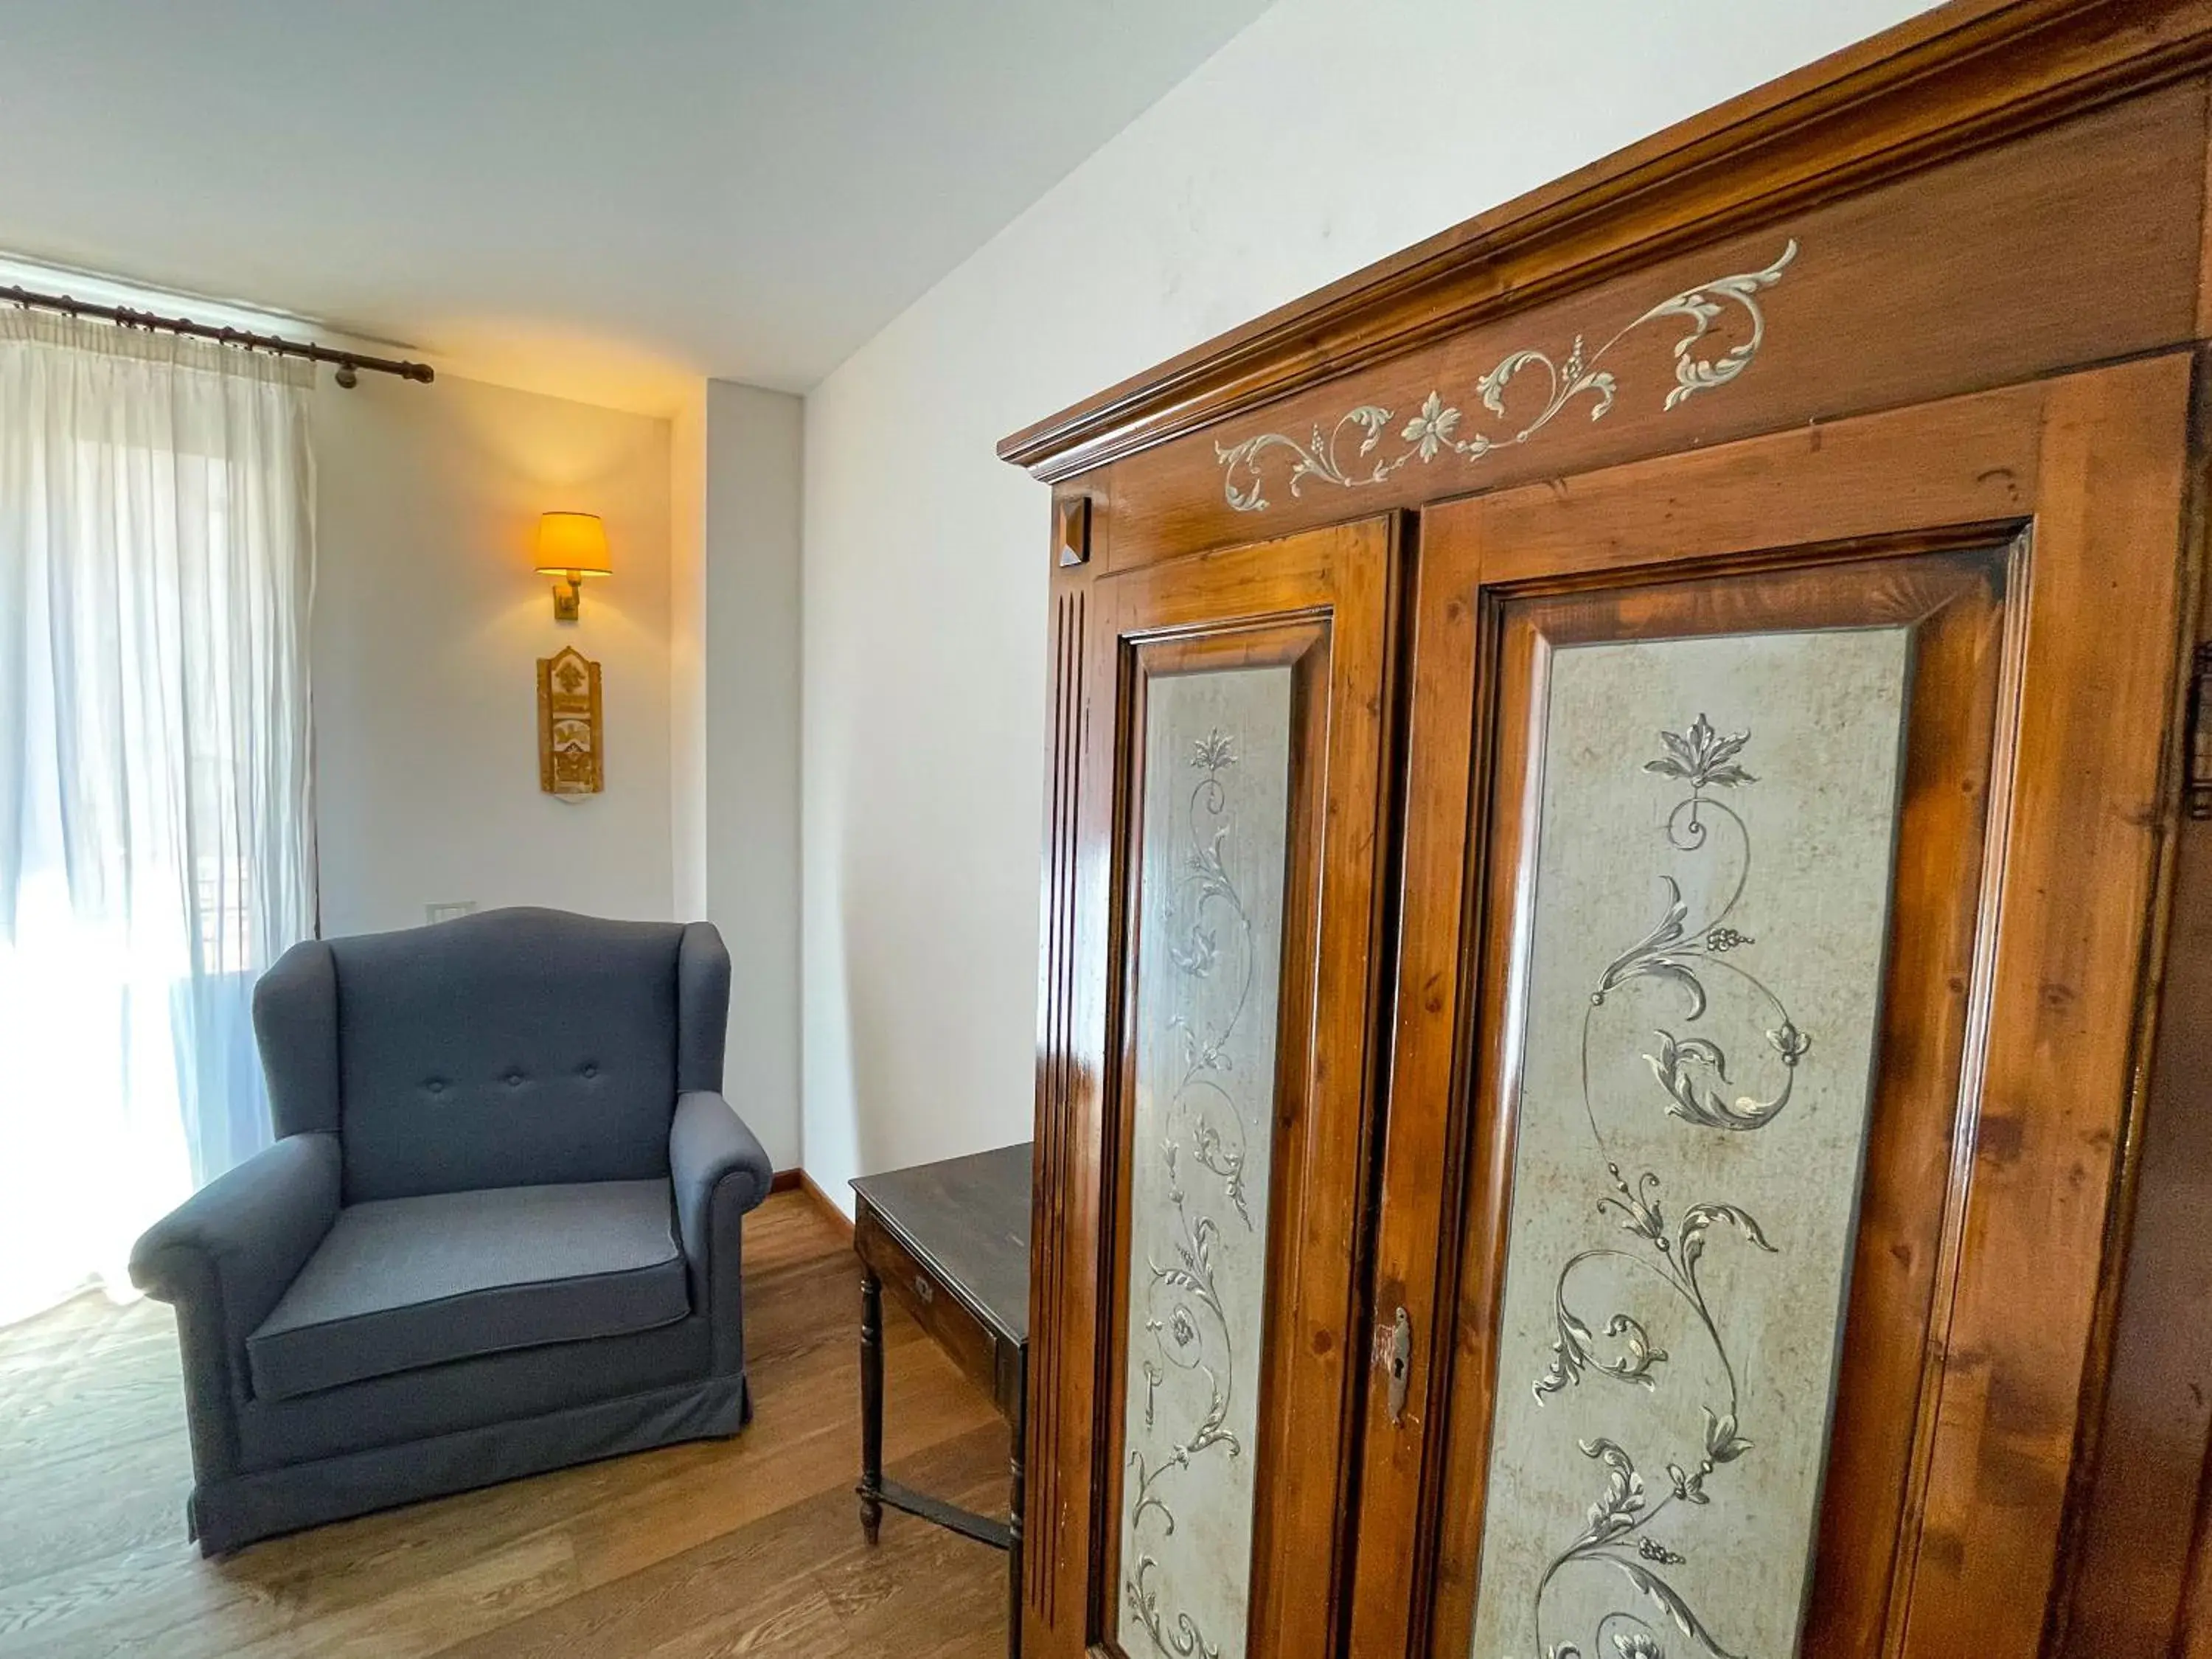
left=535, top=512, right=613, bottom=622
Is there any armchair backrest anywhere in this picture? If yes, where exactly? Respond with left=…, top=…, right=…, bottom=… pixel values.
left=254, top=908, right=731, bottom=1203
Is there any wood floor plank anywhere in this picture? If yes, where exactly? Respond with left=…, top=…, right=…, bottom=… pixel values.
left=0, top=1192, right=1011, bottom=1659
left=442, top=1424, right=1009, bottom=1659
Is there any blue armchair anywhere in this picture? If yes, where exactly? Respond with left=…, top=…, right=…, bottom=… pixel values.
left=128, top=907, right=772, bottom=1555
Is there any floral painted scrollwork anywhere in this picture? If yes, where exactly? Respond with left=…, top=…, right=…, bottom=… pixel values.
left=1214, top=242, right=1796, bottom=512
left=1593, top=712, right=1809, bottom=1138
left=1520, top=714, right=1804, bottom=1659
left=1123, top=726, right=1259, bottom=1659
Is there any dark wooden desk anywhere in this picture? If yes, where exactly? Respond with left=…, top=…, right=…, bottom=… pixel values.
left=851, top=1144, right=1030, bottom=1656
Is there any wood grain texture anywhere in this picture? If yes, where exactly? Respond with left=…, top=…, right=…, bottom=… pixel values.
left=858, top=1209, right=1008, bottom=1419
left=1896, top=353, right=2192, bottom=1658
left=1027, top=552, right=1101, bottom=1659
left=852, top=1144, right=1030, bottom=1347
left=1026, top=518, right=1400, bottom=1659
left=853, top=1147, right=1029, bottom=1427
left=1389, top=403, right=2026, bottom=1655
left=800, top=1171, right=856, bottom=1245
left=2052, top=353, right=2212, bottom=1658
left=1414, top=548, right=2011, bottom=1659
left=1372, top=358, right=2194, bottom=1655
left=0, top=1193, right=1011, bottom=1659
left=2067, top=815, right=2212, bottom=1657
left=1103, top=522, right=1396, bottom=1659
left=1015, top=7, right=2212, bottom=1652
left=1093, top=81, right=2202, bottom=570
left=999, top=0, right=2212, bottom=484
left=1024, top=546, right=1101, bottom=1648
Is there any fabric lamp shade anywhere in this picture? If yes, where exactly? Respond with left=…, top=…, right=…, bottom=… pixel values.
left=535, top=512, right=613, bottom=577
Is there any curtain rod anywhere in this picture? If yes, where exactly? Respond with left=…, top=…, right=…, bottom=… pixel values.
left=0, top=281, right=434, bottom=387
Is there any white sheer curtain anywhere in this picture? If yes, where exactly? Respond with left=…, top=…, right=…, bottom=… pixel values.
left=0, top=310, right=316, bottom=1325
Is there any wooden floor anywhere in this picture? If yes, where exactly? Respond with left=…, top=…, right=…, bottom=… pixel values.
left=0, top=1192, right=1012, bottom=1658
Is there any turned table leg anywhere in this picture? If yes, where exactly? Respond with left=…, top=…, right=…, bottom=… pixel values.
left=858, top=1268, right=884, bottom=1545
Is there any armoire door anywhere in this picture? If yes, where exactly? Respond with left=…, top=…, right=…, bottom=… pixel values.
left=1347, top=354, right=2194, bottom=1658
left=1034, top=517, right=1399, bottom=1658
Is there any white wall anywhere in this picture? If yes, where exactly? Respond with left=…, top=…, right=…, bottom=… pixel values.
left=669, top=384, right=709, bottom=922
left=698, top=381, right=804, bottom=1169
left=667, top=380, right=804, bottom=1166
left=313, top=362, right=799, bottom=1166
left=799, top=0, right=1935, bottom=1210
left=314, top=372, right=674, bottom=937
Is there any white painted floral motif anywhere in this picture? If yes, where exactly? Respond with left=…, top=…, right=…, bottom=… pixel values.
left=1214, top=241, right=1797, bottom=512
left=1119, top=669, right=1292, bottom=1659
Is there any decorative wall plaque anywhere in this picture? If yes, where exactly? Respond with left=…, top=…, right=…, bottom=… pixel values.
left=1470, top=627, right=1910, bottom=1659
left=1117, top=664, right=1293, bottom=1659
left=537, top=646, right=604, bottom=796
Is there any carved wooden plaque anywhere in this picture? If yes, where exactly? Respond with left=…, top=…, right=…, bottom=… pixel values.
left=537, top=646, right=603, bottom=796
left=1117, top=664, right=1293, bottom=1659
left=1470, top=628, right=1910, bottom=1659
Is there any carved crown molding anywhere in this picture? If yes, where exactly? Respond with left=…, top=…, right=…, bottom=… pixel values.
left=998, top=0, right=2212, bottom=484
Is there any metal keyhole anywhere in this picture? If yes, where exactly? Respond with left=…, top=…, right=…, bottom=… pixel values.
left=1385, top=1306, right=1413, bottom=1427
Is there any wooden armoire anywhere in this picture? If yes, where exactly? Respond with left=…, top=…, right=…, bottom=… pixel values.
left=1000, top=3, right=2212, bottom=1655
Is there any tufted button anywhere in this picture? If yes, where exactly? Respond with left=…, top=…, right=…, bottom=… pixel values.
left=581, top=1062, right=599, bottom=1079
left=505, top=1071, right=524, bottom=1088
left=426, top=1079, right=445, bottom=1096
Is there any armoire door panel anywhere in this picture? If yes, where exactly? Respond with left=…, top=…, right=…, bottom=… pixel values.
left=1470, top=619, right=1916, bottom=1659
left=1443, top=552, right=2008, bottom=1659
left=1347, top=354, right=2192, bottom=1659
left=1072, top=518, right=1399, bottom=1659
left=1111, top=641, right=1303, bottom=1659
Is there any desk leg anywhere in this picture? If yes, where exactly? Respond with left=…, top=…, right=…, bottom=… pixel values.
left=1008, top=1359, right=1026, bottom=1659
left=859, top=1269, right=883, bottom=1546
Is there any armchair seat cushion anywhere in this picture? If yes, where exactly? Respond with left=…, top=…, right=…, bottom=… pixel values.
left=246, top=1180, right=687, bottom=1401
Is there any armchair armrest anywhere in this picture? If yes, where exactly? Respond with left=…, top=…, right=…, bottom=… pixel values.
left=669, top=1091, right=772, bottom=1375
left=128, top=1131, right=340, bottom=1484
left=131, top=1130, right=340, bottom=1322
left=670, top=1090, right=772, bottom=1242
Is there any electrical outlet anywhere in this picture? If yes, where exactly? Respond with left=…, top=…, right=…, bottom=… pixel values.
left=425, top=901, right=478, bottom=925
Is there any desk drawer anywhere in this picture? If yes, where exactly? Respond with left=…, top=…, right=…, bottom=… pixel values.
left=855, top=1205, right=1001, bottom=1408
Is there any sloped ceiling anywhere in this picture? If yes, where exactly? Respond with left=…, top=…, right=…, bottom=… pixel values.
left=0, top=1, right=1268, bottom=408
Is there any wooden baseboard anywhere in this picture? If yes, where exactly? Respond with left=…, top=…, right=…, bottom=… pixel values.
left=768, top=1166, right=854, bottom=1242
left=798, top=1170, right=855, bottom=1242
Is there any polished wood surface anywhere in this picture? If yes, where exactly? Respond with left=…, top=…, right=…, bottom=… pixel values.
left=1369, top=529, right=2028, bottom=1658
left=857, top=1208, right=1015, bottom=1422
left=854, top=1144, right=1032, bottom=1349
left=2086, top=787, right=2212, bottom=1658
left=800, top=1169, right=857, bottom=1244
left=2062, top=371, right=2212, bottom=1654
left=1902, top=357, right=2194, bottom=1655
left=853, top=1144, right=1032, bottom=1655
left=999, top=0, right=2212, bottom=484
left=0, top=1193, right=1010, bottom=1658
left=1023, top=577, right=1091, bottom=1644
left=1081, top=518, right=1398, bottom=1659
left=1099, top=81, right=2205, bottom=568
left=1389, top=348, right=2206, bottom=1652
left=1382, top=361, right=2192, bottom=1657
left=1021, top=518, right=1401, bottom=1655
left=1012, top=5, right=2212, bottom=1654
